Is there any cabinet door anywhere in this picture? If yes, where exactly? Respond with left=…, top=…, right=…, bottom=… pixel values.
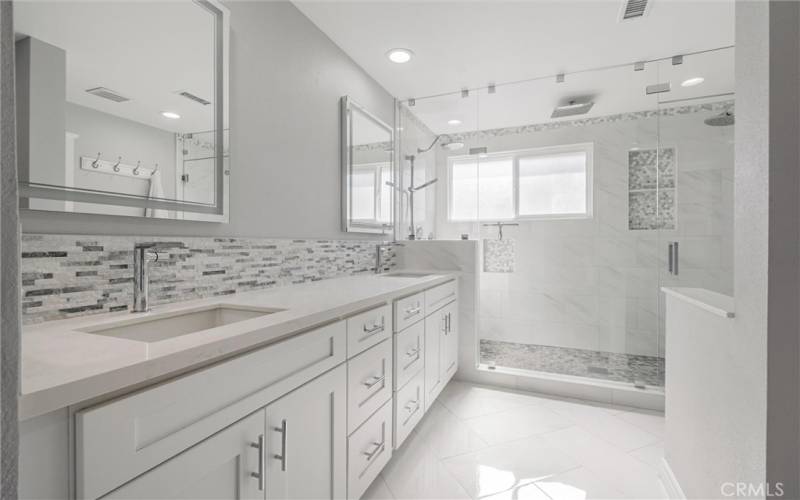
left=442, top=301, right=459, bottom=380
left=265, top=364, right=347, bottom=500
left=424, top=311, right=443, bottom=410
left=104, top=410, right=265, bottom=500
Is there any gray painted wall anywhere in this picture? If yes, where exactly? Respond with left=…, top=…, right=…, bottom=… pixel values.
left=65, top=102, right=177, bottom=217
left=15, top=37, right=65, bottom=206
left=20, top=1, right=394, bottom=239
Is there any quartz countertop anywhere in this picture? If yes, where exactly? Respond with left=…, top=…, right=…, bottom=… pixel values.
left=21, top=272, right=456, bottom=420
left=661, top=287, right=735, bottom=319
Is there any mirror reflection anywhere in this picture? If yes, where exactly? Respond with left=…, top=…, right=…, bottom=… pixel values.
left=341, top=96, right=394, bottom=233
left=14, top=1, right=227, bottom=219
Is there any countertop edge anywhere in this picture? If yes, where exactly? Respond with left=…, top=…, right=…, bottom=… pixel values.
left=661, top=287, right=735, bottom=319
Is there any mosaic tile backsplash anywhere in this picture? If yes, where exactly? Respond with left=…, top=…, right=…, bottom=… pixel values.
left=21, top=234, right=396, bottom=325
left=628, top=147, right=677, bottom=230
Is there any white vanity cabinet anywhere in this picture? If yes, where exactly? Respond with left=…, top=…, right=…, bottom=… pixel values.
left=264, top=364, right=347, bottom=500
left=21, top=277, right=460, bottom=500
left=105, top=409, right=266, bottom=500
left=423, top=283, right=459, bottom=410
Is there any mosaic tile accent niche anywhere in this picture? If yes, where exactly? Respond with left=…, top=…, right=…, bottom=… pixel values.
left=628, top=147, right=677, bottom=230
left=21, top=234, right=396, bottom=325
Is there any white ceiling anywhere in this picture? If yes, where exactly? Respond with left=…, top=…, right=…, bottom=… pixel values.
left=295, top=0, right=735, bottom=100
left=294, top=0, right=735, bottom=130
left=15, top=1, right=216, bottom=134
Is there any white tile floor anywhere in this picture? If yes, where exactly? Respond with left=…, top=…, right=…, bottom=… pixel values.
left=364, top=381, right=668, bottom=500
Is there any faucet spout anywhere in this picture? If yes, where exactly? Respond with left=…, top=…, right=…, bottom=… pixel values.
left=132, top=242, right=184, bottom=313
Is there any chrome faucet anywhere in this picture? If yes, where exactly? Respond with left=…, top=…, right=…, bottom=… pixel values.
left=132, top=242, right=183, bottom=312
left=375, top=242, right=403, bottom=274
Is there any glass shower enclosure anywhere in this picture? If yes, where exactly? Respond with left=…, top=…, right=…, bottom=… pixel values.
left=397, top=46, right=734, bottom=392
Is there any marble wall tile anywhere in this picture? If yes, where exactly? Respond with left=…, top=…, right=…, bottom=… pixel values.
left=21, top=234, right=396, bottom=324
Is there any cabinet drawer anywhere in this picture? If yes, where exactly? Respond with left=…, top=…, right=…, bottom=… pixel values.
left=76, top=321, right=347, bottom=500
left=394, top=369, right=424, bottom=449
left=347, top=339, right=393, bottom=434
left=393, top=320, right=424, bottom=389
left=346, top=304, right=391, bottom=358
left=425, top=280, right=457, bottom=313
left=393, top=292, right=425, bottom=332
left=348, top=400, right=393, bottom=500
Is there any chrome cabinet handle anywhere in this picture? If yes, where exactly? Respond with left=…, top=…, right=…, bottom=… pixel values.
left=363, top=375, right=385, bottom=388
left=405, top=400, right=419, bottom=413
left=405, top=347, right=420, bottom=358
left=360, top=318, right=385, bottom=340
left=250, top=434, right=264, bottom=491
left=668, top=243, right=674, bottom=274
left=273, top=419, right=287, bottom=472
left=673, top=242, right=679, bottom=276
left=363, top=440, right=385, bottom=461
left=404, top=305, right=422, bottom=319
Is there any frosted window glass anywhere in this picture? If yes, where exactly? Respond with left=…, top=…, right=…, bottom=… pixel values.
left=450, top=158, right=514, bottom=220
left=352, top=169, right=375, bottom=220
left=519, top=152, right=587, bottom=216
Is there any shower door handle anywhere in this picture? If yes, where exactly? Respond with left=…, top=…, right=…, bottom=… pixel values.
left=667, top=242, right=679, bottom=276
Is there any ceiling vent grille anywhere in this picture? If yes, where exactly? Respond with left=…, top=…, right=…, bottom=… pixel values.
left=176, top=90, right=211, bottom=106
left=85, top=87, right=130, bottom=103
left=620, top=0, right=649, bottom=20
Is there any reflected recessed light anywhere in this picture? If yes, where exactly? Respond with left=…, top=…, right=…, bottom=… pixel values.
left=447, top=119, right=462, bottom=126
left=681, top=77, right=705, bottom=87
left=387, top=48, right=413, bottom=64
left=161, top=111, right=181, bottom=119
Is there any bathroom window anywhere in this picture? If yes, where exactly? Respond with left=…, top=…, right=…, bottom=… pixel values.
left=352, top=163, right=392, bottom=224
left=449, top=157, right=515, bottom=221
left=518, top=145, right=592, bottom=218
left=447, top=143, right=592, bottom=221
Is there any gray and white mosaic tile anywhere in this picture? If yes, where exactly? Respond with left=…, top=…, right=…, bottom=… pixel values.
left=480, top=339, right=664, bottom=387
left=21, top=234, right=396, bottom=325
left=628, top=147, right=677, bottom=230
left=483, top=238, right=515, bottom=273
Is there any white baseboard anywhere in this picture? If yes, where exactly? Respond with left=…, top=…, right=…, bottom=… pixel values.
left=659, top=458, right=686, bottom=499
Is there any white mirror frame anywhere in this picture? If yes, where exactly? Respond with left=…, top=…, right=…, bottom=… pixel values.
left=18, top=0, right=230, bottom=223
left=340, top=96, right=395, bottom=234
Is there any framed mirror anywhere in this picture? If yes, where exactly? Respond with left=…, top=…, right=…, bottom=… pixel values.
left=340, top=96, right=395, bottom=234
left=14, top=0, right=229, bottom=222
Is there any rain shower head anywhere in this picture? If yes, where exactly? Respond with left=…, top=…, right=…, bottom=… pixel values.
left=704, top=111, right=734, bottom=127
left=551, top=97, right=595, bottom=119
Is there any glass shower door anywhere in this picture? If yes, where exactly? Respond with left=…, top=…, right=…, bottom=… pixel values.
left=654, top=48, right=736, bottom=386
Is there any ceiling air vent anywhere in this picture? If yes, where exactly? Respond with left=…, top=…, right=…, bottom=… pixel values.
left=176, top=90, right=211, bottom=106
left=85, top=87, right=130, bottom=103
left=620, top=0, right=649, bottom=20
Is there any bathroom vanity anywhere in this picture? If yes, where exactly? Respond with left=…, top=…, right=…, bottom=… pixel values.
left=19, top=273, right=459, bottom=499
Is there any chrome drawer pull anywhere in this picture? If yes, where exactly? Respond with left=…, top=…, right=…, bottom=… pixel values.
left=273, top=419, right=287, bottom=472
left=404, top=400, right=419, bottom=412
left=404, top=305, right=422, bottom=319
left=363, top=440, right=385, bottom=461
left=359, top=318, right=385, bottom=340
left=363, top=375, right=385, bottom=389
left=250, top=434, right=265, bottom=491
left=405, top=347, right=419, bottom=358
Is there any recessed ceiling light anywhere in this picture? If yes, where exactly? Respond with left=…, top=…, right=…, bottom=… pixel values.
left=161, top=111, right=181, bottom=119
left=387, top=48, right=413, bottom=64
left=447, top=119, right=462, bottom=126
left=681, top=77, right=705, bottom=87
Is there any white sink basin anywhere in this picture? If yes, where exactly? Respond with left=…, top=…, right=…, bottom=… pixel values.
left=380, top=272, right=434, bottom=278
left=79, top=304, right=284, bottom=343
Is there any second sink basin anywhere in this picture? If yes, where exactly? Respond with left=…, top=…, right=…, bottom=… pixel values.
left=79, top=304, right=284, bottom=343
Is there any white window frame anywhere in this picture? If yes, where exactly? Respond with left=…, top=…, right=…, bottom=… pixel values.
left=351, top=161, right=392, bottom=226
left=447, top=142, right=594, bottom=222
